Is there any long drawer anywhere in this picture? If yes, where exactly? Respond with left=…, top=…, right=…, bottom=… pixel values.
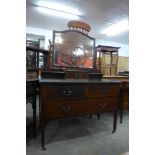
left=44, top=97, right=118, bottom=119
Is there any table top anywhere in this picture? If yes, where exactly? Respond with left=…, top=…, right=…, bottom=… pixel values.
left=39, top=78, right=122, bottom=84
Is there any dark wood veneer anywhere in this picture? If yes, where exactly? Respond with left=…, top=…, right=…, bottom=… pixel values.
left=39, top=79, right=121, bottom=149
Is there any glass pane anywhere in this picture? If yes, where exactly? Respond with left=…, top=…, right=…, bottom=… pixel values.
left=52, top=31, right=95, bottom=69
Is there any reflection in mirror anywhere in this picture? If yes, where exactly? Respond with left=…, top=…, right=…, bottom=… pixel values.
left=52, top=30, right=96, bottom=69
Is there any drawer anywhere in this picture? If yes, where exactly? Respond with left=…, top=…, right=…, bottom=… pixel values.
left=46, top=85, right=85, bottom=98
left=85, top=84, right=119, bottom=97
left=93, top=98, right=118, bottom=112
left=44, top=97, right=118, bottom=119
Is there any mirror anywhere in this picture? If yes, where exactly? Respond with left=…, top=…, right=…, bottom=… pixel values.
left=52, top=30, right=96, bottom=69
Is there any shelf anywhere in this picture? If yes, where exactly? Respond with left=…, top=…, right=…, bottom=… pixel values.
left=26, top=46, right=49, bottom=55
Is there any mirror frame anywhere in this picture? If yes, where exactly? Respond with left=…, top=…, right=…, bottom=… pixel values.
left=52, top=30, right=96, bottom=70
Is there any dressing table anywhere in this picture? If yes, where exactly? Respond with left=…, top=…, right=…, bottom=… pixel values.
left=39, top=21, right=121, bottom=150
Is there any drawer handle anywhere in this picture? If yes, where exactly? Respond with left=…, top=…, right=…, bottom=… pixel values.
left=62, top=106, right=71, bottom=112
left=98, top=103, right=106, bottom=108
left=100, top=88, right=108, bottom=94
left=63, top=90, right=72, bottom=96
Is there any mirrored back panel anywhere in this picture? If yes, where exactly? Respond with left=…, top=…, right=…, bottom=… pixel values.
left=52, top=30, right=96, bottom=69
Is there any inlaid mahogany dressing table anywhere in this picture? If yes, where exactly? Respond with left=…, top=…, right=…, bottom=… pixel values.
left=39, top=21, right=121, bottom=150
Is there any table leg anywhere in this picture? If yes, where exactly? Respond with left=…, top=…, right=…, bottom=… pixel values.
left=120, top=103, right=123, bottom=124
left=120, top=90, right=123, bottom=124
left=32, top=95, right=36, bottom=138
left=41, top=108, right=46, bottom=150
left=112, top=110, right=118, bottom=133
left=39, top=95, right=41, bottom=128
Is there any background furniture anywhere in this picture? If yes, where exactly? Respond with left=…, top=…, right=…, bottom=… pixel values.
left=96, top=45, right=120, bottom=76
left=26, top=78, right=39, bottom=138
left=103, top=76, right=129, bottom=123
left=26, top=46, right=49, bottom=69
left=26, top=62, right=40, bottom=134
left=103, top=76, right=129, bottom=110
left=117, top=56, right=129, bottom=73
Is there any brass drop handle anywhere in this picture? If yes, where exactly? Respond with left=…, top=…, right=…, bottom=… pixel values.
left=62, top=106, right=71, bottom=112
left=63, top=90, right=72, bottom=96
left=98, top=103, right=106, bottom=108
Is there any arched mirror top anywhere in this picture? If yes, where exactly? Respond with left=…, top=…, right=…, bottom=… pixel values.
left=51, top=30, right=96, bottom=70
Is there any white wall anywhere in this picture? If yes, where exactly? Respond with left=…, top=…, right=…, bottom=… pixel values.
left=26, top=27, right=129, bottom=57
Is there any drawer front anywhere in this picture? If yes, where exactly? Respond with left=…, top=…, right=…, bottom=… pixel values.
left=46, top=85, right=85, bottom=98
left=93, top=98, right=118, bottom=112
left=44, top=97, right=118, bottom=119
left=85, top=84, right=119, bottom=97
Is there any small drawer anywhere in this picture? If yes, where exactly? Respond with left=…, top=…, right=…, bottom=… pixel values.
left=46, top=85, right=85, bottom=98
left=85, top=84, right=119, bottom=97
left=93, top=98, right=118, bottom=112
